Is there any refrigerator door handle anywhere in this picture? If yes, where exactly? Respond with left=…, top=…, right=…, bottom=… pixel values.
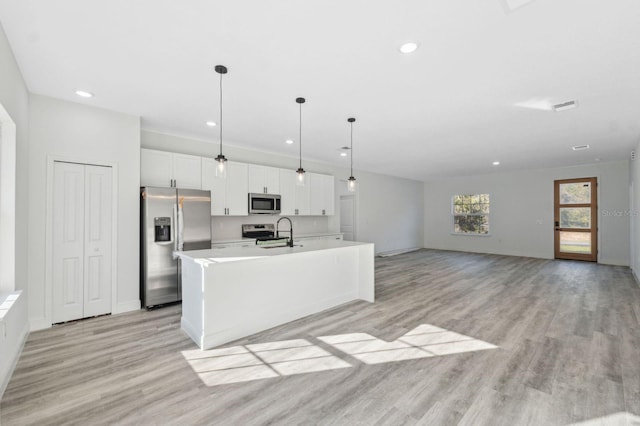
left=173, top=203, right=178, bottom=253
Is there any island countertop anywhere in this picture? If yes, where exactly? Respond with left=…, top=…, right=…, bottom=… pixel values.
left=176, top=239, right=371, bottom=265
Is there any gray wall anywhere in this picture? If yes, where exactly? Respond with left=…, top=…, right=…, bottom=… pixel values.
left=142, top=130, right=425, bottom=254
left=424, top=161, right=630, bottom=265
left=28, top=95, right=141, bottom=329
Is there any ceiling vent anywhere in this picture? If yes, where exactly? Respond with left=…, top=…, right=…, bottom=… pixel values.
left=553, top=100, right=578, bottom=112
left=572, top=145, right=590, bottom=151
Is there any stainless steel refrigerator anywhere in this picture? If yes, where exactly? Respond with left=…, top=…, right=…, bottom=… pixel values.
left=140, top=187, right=211, bottom=308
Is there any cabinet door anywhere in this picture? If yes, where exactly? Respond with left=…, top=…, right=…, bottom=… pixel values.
left=279, top=169, right=296, bottom=215
left=248, top=165, right=280, bottom=194
left=248, top=165, right=267, bottom=194
left=202, top=158, right=227, bottom=216
left=173, top=153, right=202, bottom=189
left=309, top=173, right=334, bottom=215
left=141, top=149, right=173, bottom=187
left=226, top=162, right=249, bottom=216
left=264, top=166, right=280, bottom=194
left=295, top=180, right=310, bottom=215
left=324, top=175, right=335, bottom=215
left=309, top=173, right=324, bottom=215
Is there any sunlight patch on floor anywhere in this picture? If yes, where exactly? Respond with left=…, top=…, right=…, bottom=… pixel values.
left=182, top=325, right=498, bottom=386
left=318, top=324, right=497, bottom=365
left=182, top=339, right=351, bottom=386
left=568, top=411, right=640, bottom=425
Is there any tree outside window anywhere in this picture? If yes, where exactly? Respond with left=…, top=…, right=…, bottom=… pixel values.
left=452, top=194, right=490, bottom=234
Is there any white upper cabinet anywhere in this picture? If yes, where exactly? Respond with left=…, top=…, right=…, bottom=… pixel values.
left=172, top=153, right=202, bottom=189
left=140, top=149, right=173, bottom=187
left=279, top=169, right=309, bottom=216
left=309, top=173, right=335, bottom=216
left=202, top=159, right=248, bottom=216
left=141, top=149, right=201, bottom=189
left=142, top=148, right=334, bottom=216
left=226, top=162, right=249, bottom=215
left=279, top=169, right=296, bottom=216
left=248, top=165, right=280, bottom=195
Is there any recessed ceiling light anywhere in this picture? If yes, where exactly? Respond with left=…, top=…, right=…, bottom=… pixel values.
left=492, top=161, right=500, bottom=166
left=75, top=90, right=93, bottom=98
left=206, top=121, right=217, bottom=127
left=572, top=144, right=590, bottom=151
left=553, top=100, right=578, bottom=112
left=340, top=152, right=348, bottom=157
left=399, top=42, right=419, bottom=54
left=285, top=139, right=294, bottom=145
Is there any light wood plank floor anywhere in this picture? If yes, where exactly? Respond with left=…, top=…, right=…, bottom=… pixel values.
left=2, top=250, right=640, bottom=425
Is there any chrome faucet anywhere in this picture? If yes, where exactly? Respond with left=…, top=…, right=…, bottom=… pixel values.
left=276, top=217, right=294, bottom=247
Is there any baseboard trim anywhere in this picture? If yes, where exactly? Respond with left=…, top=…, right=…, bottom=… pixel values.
left=377, top=247, right=421, bottom=257
left=29, top=317, right=50, bottom=331
left=113, top=300, right=141, bottom=315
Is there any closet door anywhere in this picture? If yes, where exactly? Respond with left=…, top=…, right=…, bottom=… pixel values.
left=83, top=165, right=112, bottom=317
left=52, top=162, right=86, bottom=323
left=52, top=162, right=112, bottom=323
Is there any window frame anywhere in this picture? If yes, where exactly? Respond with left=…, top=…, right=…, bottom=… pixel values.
left=451, top=193, right=491, bottom=236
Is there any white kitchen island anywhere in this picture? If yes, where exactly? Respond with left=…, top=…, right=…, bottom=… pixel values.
left=175, top=240, right=375, bottom=350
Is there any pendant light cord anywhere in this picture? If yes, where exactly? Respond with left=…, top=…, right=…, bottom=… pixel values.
left=299, top=102, right=302, bottom=169
left=219, top=72, right=223, bottom=156
left=350, top=121, right=354, bottom=176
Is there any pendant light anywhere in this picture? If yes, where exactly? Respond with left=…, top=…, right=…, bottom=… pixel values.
left=347, top=117, right=357, bottom=192
left=214, top=65, right=228, bottom=178
left=295, top=97, right=306, bottom=186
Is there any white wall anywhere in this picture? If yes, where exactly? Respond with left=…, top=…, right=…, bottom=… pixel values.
left=630, top=146, right=640, bottom=277
left=28, top=95, right=141, bottom=330
left=142, top=130, right=424, bottom=254
left=0, top=20, right=30, bottom=400
left=0, top=21, right=28, bottom=294
left=424, top=161, right=630, bottom=265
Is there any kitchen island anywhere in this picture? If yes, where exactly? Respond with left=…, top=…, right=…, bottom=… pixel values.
left=175, top=240, right=375, bottom=350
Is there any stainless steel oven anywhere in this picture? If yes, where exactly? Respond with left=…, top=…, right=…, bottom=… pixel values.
left=248, top=193, right=281, bottom=214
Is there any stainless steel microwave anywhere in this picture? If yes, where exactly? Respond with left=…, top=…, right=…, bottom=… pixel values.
left=248, top=193, right=281, bottom=214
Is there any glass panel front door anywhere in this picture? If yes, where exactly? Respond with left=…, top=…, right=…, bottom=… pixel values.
left=554, top=177, right=597, bottom=262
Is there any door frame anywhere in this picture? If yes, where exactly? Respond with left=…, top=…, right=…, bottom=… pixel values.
left=339, top=193, right=357, bottom=241
left=45, top=156, right=119, bottom=327
left=554, top=176, right=598, bottom=262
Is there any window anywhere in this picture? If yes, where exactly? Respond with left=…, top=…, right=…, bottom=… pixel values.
left=452, top=194, right=490, bottom=234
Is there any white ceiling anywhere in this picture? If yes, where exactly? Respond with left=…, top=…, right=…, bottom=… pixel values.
left=1, top=0, right=639, bottom=181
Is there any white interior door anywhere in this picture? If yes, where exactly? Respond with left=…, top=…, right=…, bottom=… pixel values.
left=83, top=165, right=112, bottom=317
left=340, top=194, right=356, bottom=241
left=52, top=162, right=112, bottom=323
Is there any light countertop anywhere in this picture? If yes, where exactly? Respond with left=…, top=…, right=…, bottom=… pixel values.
left=176, top=239, right=370, bottom=265
left=211, top=232, right=343, bottom=246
